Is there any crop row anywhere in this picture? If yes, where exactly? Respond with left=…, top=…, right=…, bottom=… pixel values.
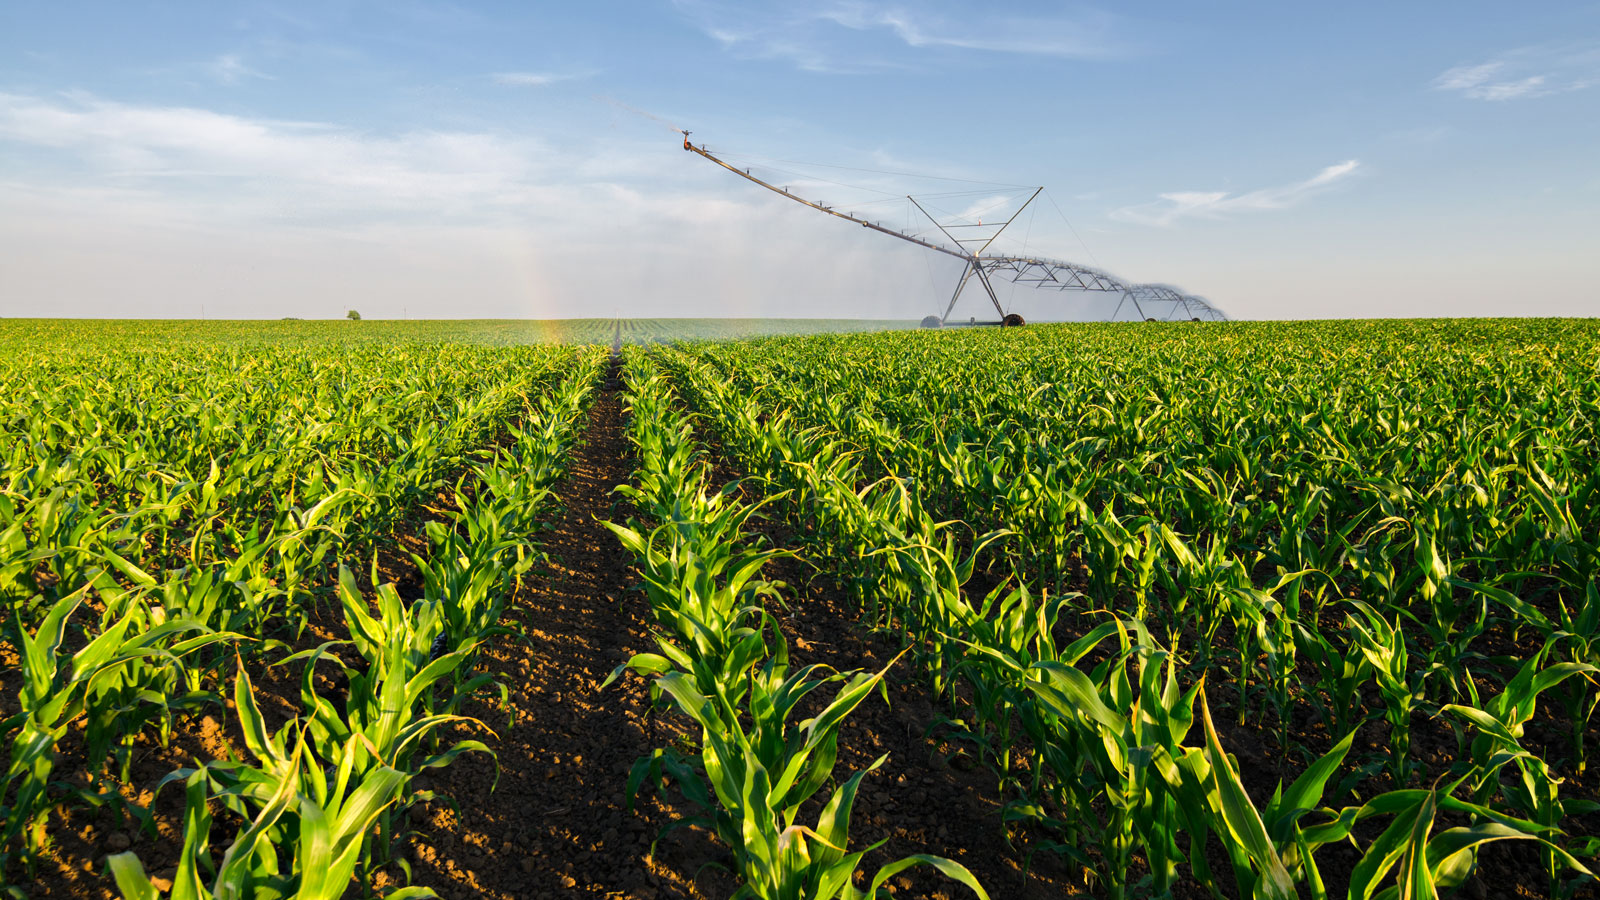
left=653, top=320, right=1600, bottom=898
left=2, top=339, right=607, bottom=897
left=602, top=350, right=986, bottom=899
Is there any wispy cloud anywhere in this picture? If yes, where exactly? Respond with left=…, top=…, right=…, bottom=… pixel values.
left=492, top=71, right=586, bottom=87
left=816, top=4, right=1124, bottom=57
left=1111, top=160, right=1360, bottom=227
left=1433, top=61, right=1504, bottom=93
left=0, top=91, right=551, bottom=218
left=1433, top=44, right=1598, bottom=101
left=208, top=54, right=272, bottom=85
left=0, top=89, right=811, bottom=234
left=0, top=91, right=991, bottom=320
left=673, top=0, right=1130, bottom=73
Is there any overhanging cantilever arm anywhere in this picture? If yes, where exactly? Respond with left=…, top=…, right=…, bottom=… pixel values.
left=682, top=137, right=970, bottom=263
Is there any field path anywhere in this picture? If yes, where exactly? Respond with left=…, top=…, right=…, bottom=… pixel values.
left=404, top=358, right=704, bottom=900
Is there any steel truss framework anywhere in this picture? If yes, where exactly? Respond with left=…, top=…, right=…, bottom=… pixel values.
left=683, top=133, right=1227, bottom=323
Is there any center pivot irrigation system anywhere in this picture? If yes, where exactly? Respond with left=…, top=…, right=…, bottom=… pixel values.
left=683, top=132, right=1226, bottom=326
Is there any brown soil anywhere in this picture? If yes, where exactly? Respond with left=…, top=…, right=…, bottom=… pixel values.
left=401, top=360, right=1079, bottom=900
left=688, top=414, right=1600, bottom=899
left=687, top=470, right=1089, bottom=896
left=5, top=366, right=713, bottom=900
left=10, top=354, right=1595, bottom=900
left=390, top=360, right=715, bottom=900
left=752, top=539, right=1091, bottom=898
left=399, top=361, right=1086, bottom=900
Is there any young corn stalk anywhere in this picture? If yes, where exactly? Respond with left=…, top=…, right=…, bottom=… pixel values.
left=625, top=640, right=988, bottom=899
left=1554, top=580, right=1600, bottom=773
left=1, top=583, right=231, bottom=874
left=106, top=665, right=435, bottom=900
left=1293, top=620, right=1373, bottom=741
left=1312, top=772, right=1593, bottom=900
left=1003, top=618, right=1194, bottom=899
left=1346, top=599, right=1425, bottom=787
left=609, top=353, right=987, bottom=899
left=1443, top=645, right=1599, bottom=899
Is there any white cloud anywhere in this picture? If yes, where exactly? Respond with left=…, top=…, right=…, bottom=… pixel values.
left=208, top=54, right=272, bottom=85
left=0, top=90, right=981, bottom=320
left=1111, top=160, right=1360, bottom=227
left=816, top=4, right=1123, bottom=58
left=1433, top=44, right=1598, bottom=101
left=1473, top=75, right=1549, bottom=101
left=1434, top=64, right=1555, bottom=101
left=492, top=71, right=583, bottom=87
left=1433, top=61, right=1504, bottom=92
left=673, top=0, right=1130, bottom=73
left=0, top=91, right=554, bottom=217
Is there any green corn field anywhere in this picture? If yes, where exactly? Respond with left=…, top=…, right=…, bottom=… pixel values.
left=3, top=317, right=1598, bottom=899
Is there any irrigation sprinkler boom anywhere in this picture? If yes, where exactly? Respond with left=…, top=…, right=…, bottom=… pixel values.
left=682, top=132, right=1227, bottom=324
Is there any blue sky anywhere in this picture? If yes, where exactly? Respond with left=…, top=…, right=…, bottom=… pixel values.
left=1, top=1, right=1597, bottom=320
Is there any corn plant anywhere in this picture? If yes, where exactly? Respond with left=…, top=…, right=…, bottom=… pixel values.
left=1311, top=773, right=1593, bottom=900
left=1443, top=645, right=1599, bottom=898
left=607, top=520, right=788, bottom=708
left=311, top=569, right=494, bottom=787
left=631, top=644, right=986, bottom=900
left=1293, top=619, right=1372, bottom=740
left=609, top=354, right=986, bottom=899
left=1169, top=690, right=1356, bottom=900
left=1346, top=599, right=1426, bottom=786
left=1554, top=580, right=1600, bottom=773
left=863, top=524, right=1010, bottom=697
left=2, top=585, right=231, bottom=873
left=1000, top=618, right=1196, bottom=899
left=943, top=583, right=1089, bottom=789
left=106, top=664, right=433, bottom=900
